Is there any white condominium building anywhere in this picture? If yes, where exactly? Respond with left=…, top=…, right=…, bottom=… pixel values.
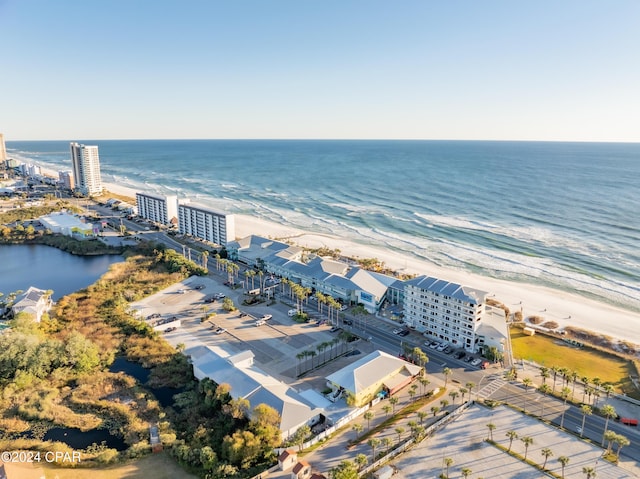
left=70, top=142, right=102, bottom=196
left=404, top=276, right=488, bottom=352
left=59, top=171, right=74, bottom=190
left=178, top=202, right=235, bottom=246
left=0, top=133, right=7, bottom=162
left=136, top=192, right=178, bottom=225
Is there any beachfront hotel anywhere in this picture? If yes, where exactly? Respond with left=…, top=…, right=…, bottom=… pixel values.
left=70, top=142, right=103, bottom=196
left=0, top=133, right=7, bottom=162
left=403, top=276, right=489, bottom=352
left=177, top=202, right=235, bottom=246
left=136, top=192, right=178, bottom=226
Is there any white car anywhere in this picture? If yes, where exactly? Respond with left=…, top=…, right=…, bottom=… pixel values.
left=261, top=314, right=272, bottom=321
left=215, top=328, right=227, bottom=335
left=436, top=343, right=448, bottom=351
left=576, top=426, right=582, bottom=434
left=255, top=319, right=266, bottom=326
left=393, top=328, right=402, bottom=335
left=470, top=358, right=482, bottom=366
left=288, top=309, right=298, bottom=317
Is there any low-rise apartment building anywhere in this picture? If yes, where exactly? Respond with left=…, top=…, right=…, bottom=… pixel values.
left=404, top=276, right=488, bottom=352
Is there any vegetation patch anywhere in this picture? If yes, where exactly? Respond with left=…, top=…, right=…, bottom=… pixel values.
left=510, top=329, right=633, bottom=394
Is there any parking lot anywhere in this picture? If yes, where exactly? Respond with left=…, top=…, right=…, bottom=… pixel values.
left=129, top=275, right=374, bottom=384
left=393, top=403, right=637, bottom=479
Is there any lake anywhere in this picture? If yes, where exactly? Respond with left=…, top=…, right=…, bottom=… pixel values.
left=0, top=244, right=123, bottom=300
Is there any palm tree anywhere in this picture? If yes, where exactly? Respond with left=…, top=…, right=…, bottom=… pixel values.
left=419, top=377, right=431, bottom=396
left=558, top=456, right=570, bottom=478
left=431, top=405, right=440, bottom=417
left=461, top=468, right=472, bottom=479
left=417, top=411, right=428, bottom=426
left=551, top=366, right=560, bottom=392
left=439, top=399, right=449, bottom=409
left=201, top=250, right=209, bottom=269
left=604, top=430, right=617, bottom=454
left=354, top=453, right=368, bottom=470
left=541, top=448, right=553, bottom=469
left=582, top=466, right=596, bottom=479
left=465, top=381, right=476, bottom=400
left=581, top=376, right=590, bottom=403
left=602, top=383, right=614, bottom=401
left=486, top=423, right=496, bottom=441
left=382, top=437, right=393, bottom=454
left=540, top=366, right=550, bottom=384
left=538, top=383, right=551, bottom=416
left=308, top=350, right=317, bottom=369
left=367, top=438, right=381, bottom=461
left=352, top=423, right=364, bottom=440
left=442, top=367, right=452, bottom=388
left=383, top=405, right=392, bottom=417
left=600, top=404, right=617, bottom=447
left=560, top=386, right=572, bottom=428
left=443, top=457, right=454, bottom=478
left=364, top=411, right=375, bottom=431
left=521, top=436, right=534, bottom=460
left=579, top=404, right=592, bottom=438
left=395, top=426, right=405, bottom=443
left=449, top=390, right=459, bottom=404
left=522, top=377, right=533, bottom=413
left=459, top=387, right=469, bottom=402
left=506, top=430, right=518, bottom=452
left=570, top=370, right=579, bottom=398
left=389, top=396, right=399, bottom=413
left=409, top=383, right=418, bottom=401
left=296, top=351, right=305, bottom=376
left=615, top=434, right=630, bottom=462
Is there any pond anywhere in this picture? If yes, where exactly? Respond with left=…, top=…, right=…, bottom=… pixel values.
left=109, top=357, right=184, bottom=409
left=0, top=244, right=123, bottom=300
left=43, top=427, right=128, bottom=451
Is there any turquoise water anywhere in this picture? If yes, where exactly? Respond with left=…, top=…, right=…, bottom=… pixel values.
left=7, top=139, right=640, bottom=312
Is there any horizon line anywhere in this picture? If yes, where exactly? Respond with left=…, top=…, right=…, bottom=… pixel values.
left=7, top=137, right=640, bottom=144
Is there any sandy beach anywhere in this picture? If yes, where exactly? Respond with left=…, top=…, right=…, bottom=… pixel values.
left=232, top=213, right=640, bottom=346
left=51, top=172, right=640, bottom=347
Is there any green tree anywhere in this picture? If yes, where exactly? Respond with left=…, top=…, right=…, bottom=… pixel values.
left=389, top=396, right=399, bottom=413
left=486, top=423, right=496, bottom=441
left=383, top=404, right=392, bottom=417
left=506, top=430, right=518, bottom=452
left=417, top=411, right=428, bottom=426
left=580, top=404, right=592, bottom=438
left=582, top=466, right=596, bottom=479
left=560, top=386, right=572, bottom=429
left=364, top=411, right=374, bottom=431
left=431, top=405, right=440, bottom=417
left=604, top=430, right=617, bottom=455
left=614, top=434, right=630, bottom=462
left=538, top=383, right=551, bottom=416
left=461, top=467, right=472, bottom=479
left=522, top=377, right=533, bottom=413
left=521, top=436, right=534, bottom=460
left=352, top=423, right=364, bottom=440
left=449, top=390, right=459, bottom=404
left=443, top=457, right=454, bottom=478
left=367, top=437, right=381, bottom=461
left=290, top=424, right=311, bottom=451
left=64, top=331, right=101, bottom=373
left=600, top=404, right=617, bottom=447
left=354, top=453, right=368, bottom=470
left=558, top=456, right=570, bottom=479
left=442, top=367, right=452, bottom=388
left=330, top=460, right=358, bottom=479
left=395, top=426, right=405, bottom=443
left=541, top=448, right=553, bottom=469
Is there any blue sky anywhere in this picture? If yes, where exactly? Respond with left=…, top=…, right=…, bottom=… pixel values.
left=1, top=1, right=639, bottom=141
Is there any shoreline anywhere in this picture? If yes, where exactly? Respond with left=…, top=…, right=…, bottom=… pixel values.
left=15, top=165, right=640, bottom=345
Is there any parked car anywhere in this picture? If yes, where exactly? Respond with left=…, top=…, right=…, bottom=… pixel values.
left=464, top=355, right=474, bottom=363
left=215, top=328, right=226, bottom=335
left=215, top=293, right=226, bottom=299
left=330, top=327, right=342, bottom=333
left=436, top=343, right=447, bottom=351
left=193, top=284, right=205, bottom=290
left=147, top=313, right=161, bottom=320
left=455, top=351, right=466, bottom=360
left=399, top=330, right=411, bottom=337
left=339, top=305, right=348, bottom=311
left=239, top=312, right=247, bottom=317
left=255, top=319, right=266, bottom=326
left=392, top=328, right=401, bottom=335
left=164, top=327, right=177, bottom=333
left=470, top=358, right=482, bottom=366
left=288, top=309, right=298, bottom=317
left=343, top=319, right=353, bottom=326
left=428, top=341, right=439, bottom=349
left=177, top=289, right=186, bottom=294
left=261, top=314, right=272, bottom=321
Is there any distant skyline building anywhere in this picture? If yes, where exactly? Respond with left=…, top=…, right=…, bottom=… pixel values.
left=178, top=202, right=235, bottom=246
left=58, top=171, right=75, bottom=190
left=136, top=192, right=178, bottom=225
left=70, top=142, right=102, bottom=196
left=0, top=133, right=7, bottom=162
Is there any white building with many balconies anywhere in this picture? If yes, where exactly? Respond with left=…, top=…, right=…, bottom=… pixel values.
left=177, top=202, right=235, bottom=246
left=136, top=192, right=178, bottom=226
left=403, top=276, right=488, bottom=352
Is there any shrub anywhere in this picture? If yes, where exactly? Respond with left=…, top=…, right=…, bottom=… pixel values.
left=528, top=315, right=544, bottom=325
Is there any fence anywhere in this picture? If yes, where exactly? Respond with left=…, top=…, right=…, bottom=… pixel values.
left=358, top=401, right=473, bottom=478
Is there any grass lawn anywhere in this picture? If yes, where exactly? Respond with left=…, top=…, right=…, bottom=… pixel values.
left=40, top=452, right=197, bottom=479
left=511, top=329, right=634, bottom=393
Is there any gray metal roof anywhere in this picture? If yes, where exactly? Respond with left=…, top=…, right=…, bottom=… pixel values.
left=405, top=275, right=488, bottom=305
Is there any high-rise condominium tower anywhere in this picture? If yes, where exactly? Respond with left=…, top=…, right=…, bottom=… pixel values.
left=0, top=133, right=7, bottom=162
left=70, top=142, right=102, bottom=196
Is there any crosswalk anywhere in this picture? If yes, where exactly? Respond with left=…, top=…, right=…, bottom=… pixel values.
left=476, top=375, right=506, bottom=400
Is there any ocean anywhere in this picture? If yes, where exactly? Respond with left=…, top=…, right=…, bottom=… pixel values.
left=6, top=139, right=640, bottom=313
